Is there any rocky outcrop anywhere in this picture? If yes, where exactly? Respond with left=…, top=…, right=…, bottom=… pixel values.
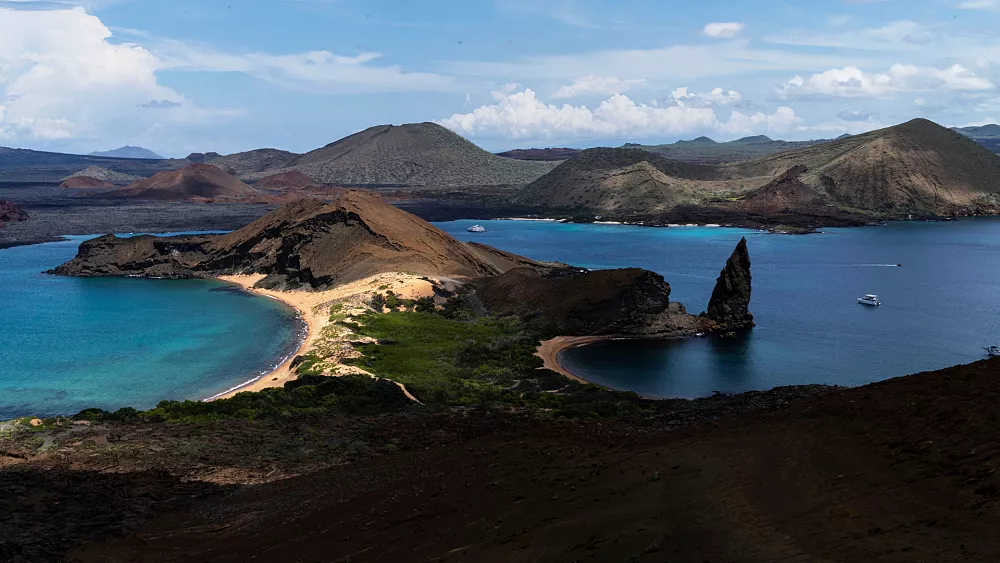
left=60, top=176, right=115, bottom=189
left=0, top=200, right=28, bottom=228
left=51, top=191, right=550, bottom=288
left=62, top=166, right=141, bottom=186
left=705, top=237, right=754, bottom=330
left=475, top=267, right=706, bottom=336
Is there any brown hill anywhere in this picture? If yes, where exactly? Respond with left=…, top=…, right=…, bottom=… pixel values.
left=204, top=149, right=299, bottom=177
left=59, top=176, right=115, bottom=189
left=731, top=118, right=1000, bottom=214
left=255, top=171, right=317, bottom=190
left=52, top=191, right=550, bottom=288
left=211, top=123, right=559, bottom=188
left=513, top=148, right=726, bottom=213
left=732, top=164, right=822, bottom=213
left=114, top=164, right=259, bottom=201
left=518, top=119, right=1000, bottom=220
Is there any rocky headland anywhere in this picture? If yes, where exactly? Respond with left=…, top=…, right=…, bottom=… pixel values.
left=51, top=190, right=755, bottom=401
left=52, top=190, right=752, bottom=341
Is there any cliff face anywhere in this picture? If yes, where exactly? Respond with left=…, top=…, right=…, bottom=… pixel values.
left=706, top=237, right=754, bottom=330
left=475, top=267, right=707, bottom=337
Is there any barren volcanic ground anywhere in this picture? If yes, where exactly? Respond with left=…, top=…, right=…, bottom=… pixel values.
left=3, top=360, right=1000, bottom=562
left=0, top=184, right=278, bottom=248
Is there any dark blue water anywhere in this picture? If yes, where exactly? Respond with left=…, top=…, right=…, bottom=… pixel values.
left=0, top=235, right=302, bottom=419
left=435, top=219, right=1000, bottom=398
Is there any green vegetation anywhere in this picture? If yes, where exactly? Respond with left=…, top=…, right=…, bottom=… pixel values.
left=73, top=375, right=412, bottom=424
left=294, top=353, right=326, bottom=376
left=346, top=303, right=655, bottom=417
left=347, top=311, right=541, bottom=406
left=68, top=293, right=657, bottom=424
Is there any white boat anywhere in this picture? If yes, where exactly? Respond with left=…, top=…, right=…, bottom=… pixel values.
left=986, top=345, right=1000, bottom=357
left=467, top=225, right=487, bottom=233
left=857, top=294, right=881, bottom=307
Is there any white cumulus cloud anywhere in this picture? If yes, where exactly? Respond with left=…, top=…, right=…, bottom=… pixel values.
left=777, top=64, right=994, bottom=98
left=0, top=6, right=239, bottom=146
left=669, top=87, right=742, bottom=106
left=702, top=22, right=744, bottom=38
left=437, top=84, right=799, bottom=141
left=551, top=76, right=645, bottom=99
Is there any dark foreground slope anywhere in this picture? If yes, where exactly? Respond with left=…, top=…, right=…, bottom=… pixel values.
left=2, top=358, right=996, bottom=562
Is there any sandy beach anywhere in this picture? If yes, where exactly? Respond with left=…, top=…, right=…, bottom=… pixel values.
left=210, top=272, right=436, bottom=401
left=536, top=336, right=615, bottom=384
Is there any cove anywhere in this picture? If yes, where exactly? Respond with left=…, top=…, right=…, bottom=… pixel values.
left=0, top=235, right=303, bottom=420
left=435, top=218, right=1000, bottom=398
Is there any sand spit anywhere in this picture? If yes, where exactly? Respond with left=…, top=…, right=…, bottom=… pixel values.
left=212, top=272, right=434, bottom=401
left=536, top=336, right=617, bottom=384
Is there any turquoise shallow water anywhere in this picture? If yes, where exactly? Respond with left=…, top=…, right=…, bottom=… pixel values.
left=436, top=219, right=1000, bottom=398
left=0, top=235, right=302, bottom=419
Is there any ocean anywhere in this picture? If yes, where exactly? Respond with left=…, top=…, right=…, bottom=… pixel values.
left=0, top=235, right=302, bottom=419
left=436, top=219, right=1000, bottom=398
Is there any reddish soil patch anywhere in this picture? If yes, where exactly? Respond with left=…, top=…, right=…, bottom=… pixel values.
left=115, top=164, right=258, bottom=201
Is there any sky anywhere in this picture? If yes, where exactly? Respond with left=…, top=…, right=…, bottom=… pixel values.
left=0, top=0, right=999, bottom=157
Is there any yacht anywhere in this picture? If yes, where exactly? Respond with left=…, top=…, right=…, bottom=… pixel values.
left=857, top=294, right=881, bottom=307
left=467, top=224, right=487, bottom=233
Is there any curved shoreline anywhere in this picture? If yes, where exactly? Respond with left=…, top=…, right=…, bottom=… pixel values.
left=536, top=336, right=617, bottom=385
left=206, top=273, right=438, bottom=402
left=205, top=277, right=317, bottom=401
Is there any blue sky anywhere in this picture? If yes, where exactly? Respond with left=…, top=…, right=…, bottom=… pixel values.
left=0, top=0, right=999, bottom=156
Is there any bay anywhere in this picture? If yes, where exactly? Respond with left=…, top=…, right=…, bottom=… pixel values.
left=0, top=235, right=302, bottom=419
left=436, top=219, right=1000, bottom=398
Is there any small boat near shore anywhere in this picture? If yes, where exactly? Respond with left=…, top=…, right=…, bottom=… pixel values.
left=858, top=294, right=881, bottom=307
left=467, top=225, right=487, bottom=233
left=985, top=345, right=1000, bottom=357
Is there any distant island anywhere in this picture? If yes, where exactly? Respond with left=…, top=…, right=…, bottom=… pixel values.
left=88, top=146, right=165, bottom=160
left=6, top=117, right=1000, bottom=250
